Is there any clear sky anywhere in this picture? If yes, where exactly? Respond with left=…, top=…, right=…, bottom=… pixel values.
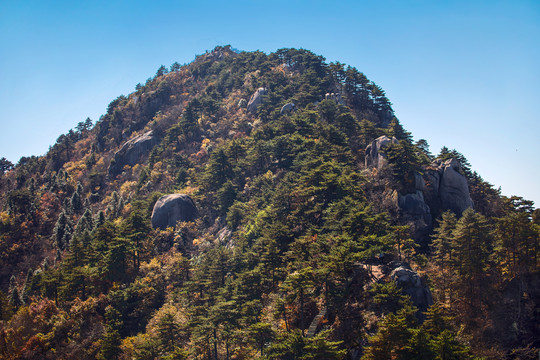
left=1, top=0, right=539, bottom=205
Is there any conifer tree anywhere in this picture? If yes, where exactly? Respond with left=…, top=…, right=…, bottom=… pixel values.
left=20, top=268, right=33, bottom=304
left=70, top=182, right=84, bottom=213
left=8, top=286, right=21, bottom=310
left=52, top=210, right=73, bottom=250
left=75, top=208, right=94, bottom=237
left=431, top=211, right=458, bottom=302
left=387, top=117, right=412, bottom=143
left=95, top=210, right=106, bottom=229
left=282, top=267, right=315, bottom=335
left=451, top=208, right=492, bottom=310
left=98, top=307, right=123, bottom=360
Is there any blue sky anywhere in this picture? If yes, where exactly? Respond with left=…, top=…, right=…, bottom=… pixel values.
left=1, top=0, right=539, bottom=205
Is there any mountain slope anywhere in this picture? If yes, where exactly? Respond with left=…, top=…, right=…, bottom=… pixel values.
left=0, top=46, right=538, bottom=360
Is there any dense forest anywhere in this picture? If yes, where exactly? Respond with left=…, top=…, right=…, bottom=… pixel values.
left=0, top=46, right=538, bottom=360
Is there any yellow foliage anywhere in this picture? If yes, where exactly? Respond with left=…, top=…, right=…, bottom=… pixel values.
left=263, top=170, right=273, bottom=179
left=95, top=157, right=105, bottom=168
left=122, top=203, right=132, bottom=214
left=141, top=257, right=162, bottom=274
left=64, top=159, right=86, bottom=175
left=121, top=333, right=155, bottom=358
left=145, top=302, right=188, bottom=337
left=120, top=181, right=137, bottom=196
left=0, top=211, right=10, bottom=224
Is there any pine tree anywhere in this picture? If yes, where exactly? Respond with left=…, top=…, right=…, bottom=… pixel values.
left=52, top=210, right=73, bottom=250
left=451, top=208, right=492, bottom=311
left=8, top=286, right=21, bottom=310
left=362, top=304, right=417, bottom=360
left=98, top=307, right=123, bottom=360
left=282, top=267, right=315, bottom=335
left=75, top=208, right=94, bottom=237
left=20, top=269, right=33, bottom=304
left=70, top=182, right=84, bottom=213
left=95, top=210, right=106, bottom=229
left=431, top=211, right=458, bottom=302
left=157, top=311, right=181, bottom=353
left=387, top=117, right=412, bottom=143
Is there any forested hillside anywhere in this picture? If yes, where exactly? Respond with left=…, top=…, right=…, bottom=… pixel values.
left=0, top=46, right=538, bottom=360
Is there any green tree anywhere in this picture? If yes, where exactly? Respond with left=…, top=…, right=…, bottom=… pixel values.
left=302, top=330, right=345, bottom=360
left=52, top=210, right=73, bottom=250
left=203, top=148, right=233, bottom=190
left=70, top=182, right=84, bottom=213
left=387, top=118, right=412, bottom=143
left=0, top=157, right=14, bottom=174
left=431, top=211, right=458, bottom=302
left=383, top=141, right=421, bottom=191
left=451, top=208, right=492, bottom=310
left=98, top=306, right=123, bottom=360
left=282, top=267, right=315, bottom=335
left=361, top=304, right=417, bottom=360
left=157, top=311, right=182, bottom=353
left=249, top=322, right=275, bottom=356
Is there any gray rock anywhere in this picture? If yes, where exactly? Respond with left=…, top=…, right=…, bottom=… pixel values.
left=398, top=191, right=432, bottom=230
left=414, top=172, right=425, bottom=192
left=247, top=87, right=267, bottom=114
left=364, top=135, right=398, bottom=169
left=391, top=266, right=433, bottom=313
left=424, top=158, right=473, bottom=216
left=440, top=159, right=474, bottom=214
left=324, top=92, right=345, bottom=105
left=396, top=172, right=431, bottom=235
left=108, top=131, right=158, bottom=177
left=280, top=102, right=296, bottom=115
left=216, top=226, right=233, bottom=246
left=151, top=194, right=198, bottom=230
left=238, top=98, right=247, bottom=108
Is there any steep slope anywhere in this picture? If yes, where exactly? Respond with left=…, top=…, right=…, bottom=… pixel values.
left=0, top=46, right=538, bottom=360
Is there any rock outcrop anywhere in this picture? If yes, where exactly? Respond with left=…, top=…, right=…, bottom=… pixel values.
left=391, top=265, right=433, bottom=314
left=325, top=92, right=345, bottom=105
left=237, top=98, right=247, bottom=108
left=280, top=102, right=296, bottom=115
left=365, top=135, right=398, bottom=170
left=108, top=131, right=158, bottom=177
left=398, top=191, right=432, bottom=230
left=151, top=194, right=198, bottom=230
left=247, top=87, right=267, bottom=114
left=396, top=172, right=432, bottom=237
left=364, top=132, right=473, bottom=239
left=424, top=158, right=473, bottom=216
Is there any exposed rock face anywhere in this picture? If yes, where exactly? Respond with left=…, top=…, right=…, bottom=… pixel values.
left=398, top=191, right=432, bottom=230
left=391, top=266, right=433, bottom=314
left=237, top=98, right=247, bottom=108
left=247, top=87, right=267, bottom=114
left=325, top=92, right=345, bottom=105
left=108, top=131, right=158, bottom=177
left=365, top=135, right=398, bottom=170
left=397, top=159, right=472, bottom=239
left=280, top=102, right=296, bottom=115
left=424, top=158, right=473, bottom=215
left=151, top=194, right=198, bottom=230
